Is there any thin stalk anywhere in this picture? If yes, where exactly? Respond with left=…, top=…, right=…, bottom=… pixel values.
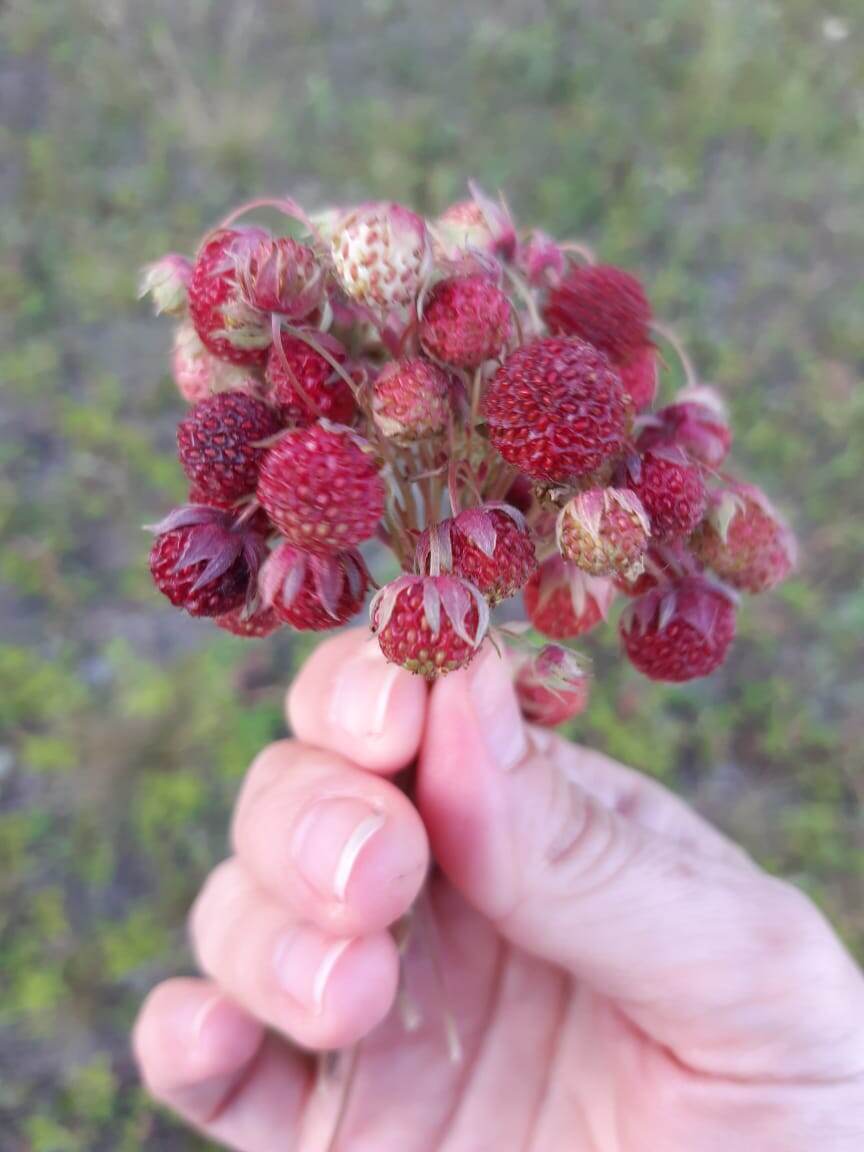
left=502, top=264, right=543, bottom=336
left=560, top=240, right=596, bottom=264
left=651, top=321, right=698, bottom=389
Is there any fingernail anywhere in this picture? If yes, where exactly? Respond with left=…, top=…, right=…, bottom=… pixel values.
left=329, top=644, right=400, bottom=739
left=293, top=798, right=386, bottom=902
left=274, top=931, right=354, bottom=1014
left=190, top=992, right=225, bottom=1041
left=469, top=646, right=527, bottom=772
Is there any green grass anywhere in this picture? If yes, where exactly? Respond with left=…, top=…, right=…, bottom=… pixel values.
left=1, top=1, right=862, bottom=1146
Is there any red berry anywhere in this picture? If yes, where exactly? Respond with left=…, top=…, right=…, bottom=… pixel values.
left=557, top=488, right=650, bottom=578
left=637, top=386, right=732, bottom=468
left=483, top=337, right=628, bottom=483
left=266, top=332, right=355, bottom=427
left=523, top=555, right=616, bottom=639
left=627, top=447, right=707, bottom=542
left=257, top=425, right=385, bottom=553
left=370, top=574, right=489, bottom=677
left=372, top=359, right=450, bottom=443
left=543, top=264, right=652, bottom=364
left=619, top=345, right=658, bottom=411
left=691, top=483, right=795, bottom=593
left=177, top=390, right=282, bottom=502
left=620, top=576, right=736, bottom=682
left=419, top=275, right=511, bottom=369
left=188, top=229, right=271, bottom=366
left=514, top=644, right=590, bottom=727
left=260, top=544, right=369, bottom=630
left=148, top=506, right=267, bottom=618
left=416, top=504, right=536, bottom=605
left=215, top=603, right=283, bottom=637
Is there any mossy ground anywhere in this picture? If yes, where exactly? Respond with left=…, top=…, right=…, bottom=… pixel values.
left=1, top=2, right=862, bottom=1147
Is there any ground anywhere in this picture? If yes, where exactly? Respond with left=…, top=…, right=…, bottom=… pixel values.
left=1, top=1, right=862, bottom=1148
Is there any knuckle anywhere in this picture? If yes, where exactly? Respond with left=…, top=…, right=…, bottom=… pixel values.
left=540, top=779, right=637, bottom=898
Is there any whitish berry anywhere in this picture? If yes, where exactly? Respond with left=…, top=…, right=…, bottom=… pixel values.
left=557, top=488, right=650, bottom=578
left=138, top=253, right=192, bottom=317
left=331, top=202, right=433, bottom=314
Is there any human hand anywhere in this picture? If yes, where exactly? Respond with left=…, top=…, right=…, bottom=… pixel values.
left=134, top=630, right=864, bottom=1151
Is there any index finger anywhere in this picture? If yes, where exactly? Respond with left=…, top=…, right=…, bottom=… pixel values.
left=286, top=628, right=427, bottom=775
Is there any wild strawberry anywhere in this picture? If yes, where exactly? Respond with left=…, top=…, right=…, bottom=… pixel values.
left=433, top=186, right=516, bottom=261
left=419, top=275, right=511, bottom=369
left=266, top=332, right=356, bottom=426
left=620, top=345, right=658, bottom=411
left=416, top=504, right=536, bottom=605
left=171, top=322, right=259, bottom=404
left=637, top=386, right=731, bottom=468
left=138, top=253, right=192, bottom=317
left=483, top=337, right=628, bottom=483
left=331, top=202, right=433, bottom=314
left=514, top=644, right=590, bottom=726
left=557, top=488, right=650, bottom=578
left=235, top=235, right=324, bottom=320
left=626, top=447, right=707, bottom=542
left=371, top=359, right=450, bottom=443
left=516, top=230, right=565, bottom=285
left=691, top=483, right=795, bottom=593
left=177, top=390, right=282, bottom=503
left=171, top=322, right=215, bottom=403
left=148, top=505, right=267, bottom=618
left=257, top=424, right=385, bottom=553
left=620, top=576, right=736, bottom=682
left=259, top=544, right=369, bottom=630
left=188, top=228, right=271, bottom=366
left=370, top=573, right=489, bottom=677
left=543, top=264, right=652, bottom=364
left=523, top=555, right=616, bottom=639
left=215, top=603, right=283, bottom=638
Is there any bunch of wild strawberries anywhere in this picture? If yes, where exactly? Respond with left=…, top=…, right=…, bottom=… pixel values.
left=140, top=186, right=795, bottom=726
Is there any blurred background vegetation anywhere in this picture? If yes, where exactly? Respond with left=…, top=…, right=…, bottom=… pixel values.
left=1, top=0, right=862, bottom=1147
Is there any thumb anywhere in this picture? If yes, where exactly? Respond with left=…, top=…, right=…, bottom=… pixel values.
left=418, top=645, right=864, bottom=1082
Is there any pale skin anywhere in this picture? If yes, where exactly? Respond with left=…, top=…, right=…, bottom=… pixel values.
left=134, top=629, right=864, bottom=1151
